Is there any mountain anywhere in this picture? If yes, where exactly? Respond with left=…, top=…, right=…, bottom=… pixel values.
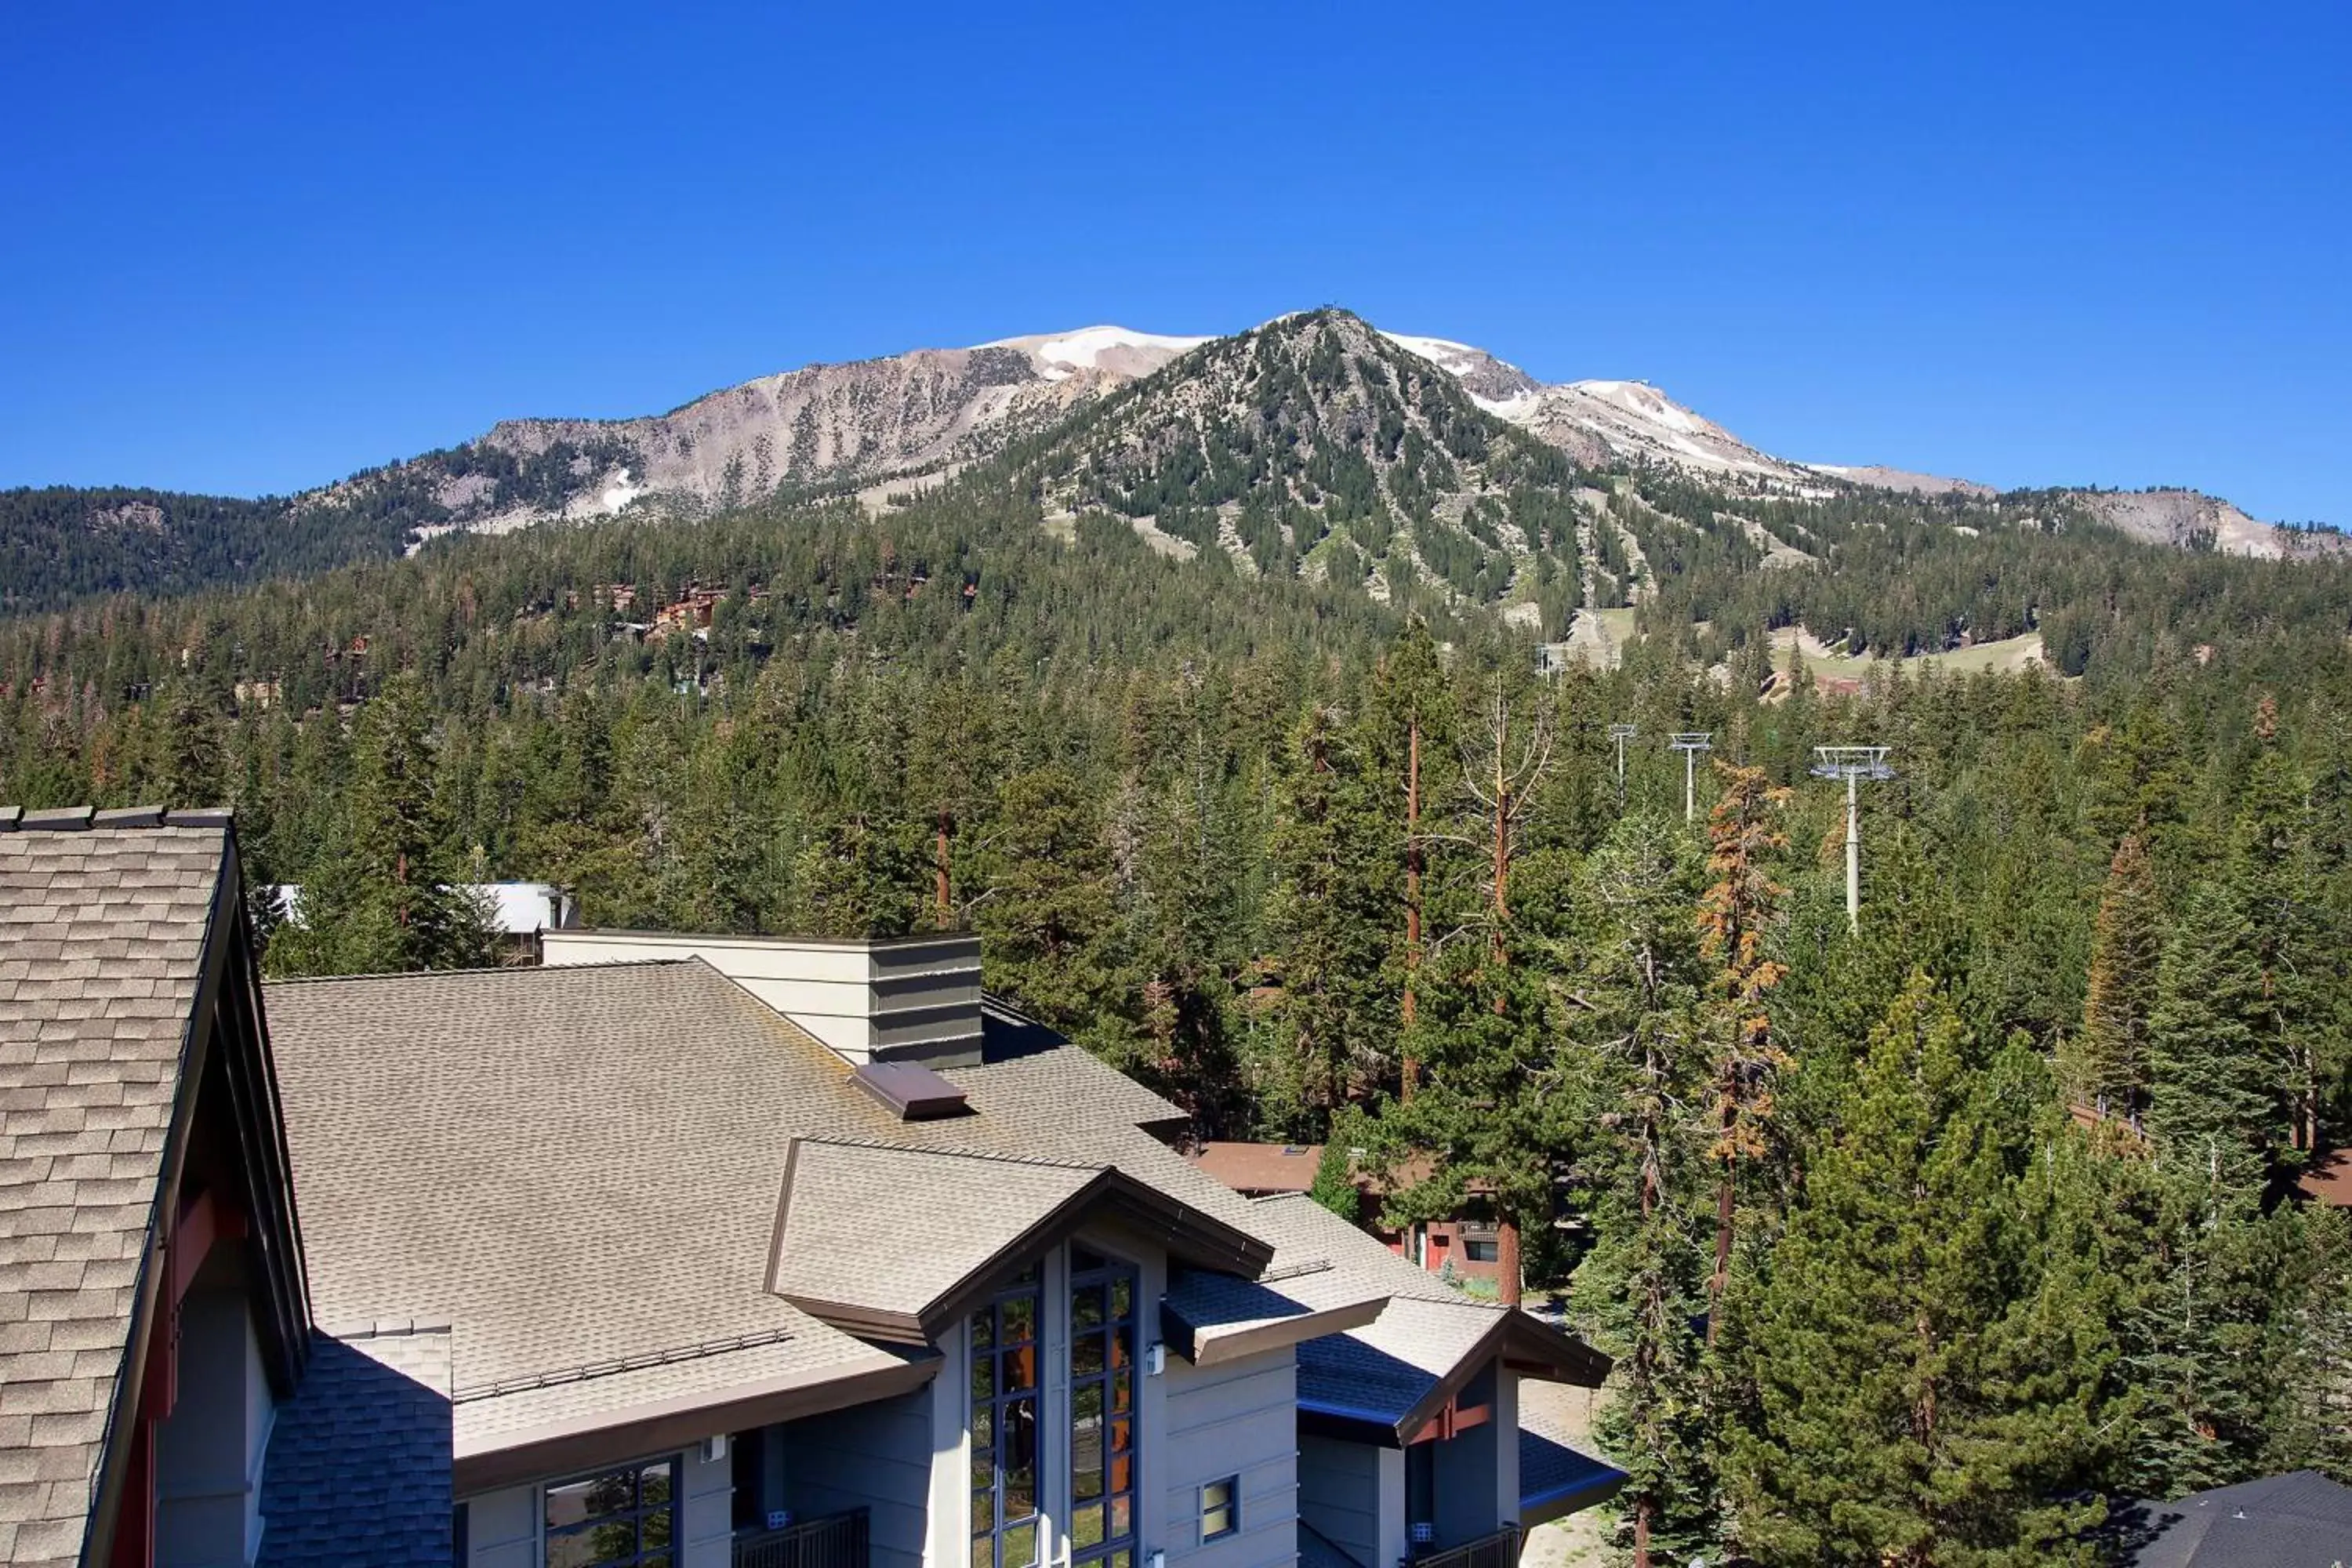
left=5, top=309, right=2339, bottom=614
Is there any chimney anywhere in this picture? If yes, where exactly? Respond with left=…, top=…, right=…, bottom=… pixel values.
left=539, top=930, right=985, bottom=1067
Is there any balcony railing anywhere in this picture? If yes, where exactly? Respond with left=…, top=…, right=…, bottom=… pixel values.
left=735, top=1507, right=871, bottom=1568
left=1410, top=1524, right=1521, bottom=1568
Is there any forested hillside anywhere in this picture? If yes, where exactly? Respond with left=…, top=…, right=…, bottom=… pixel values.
left=6, top=311, right=2352, bottom=1566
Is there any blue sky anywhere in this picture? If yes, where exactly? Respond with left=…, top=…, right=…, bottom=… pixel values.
left=2, top=2, right=2347, bottom=522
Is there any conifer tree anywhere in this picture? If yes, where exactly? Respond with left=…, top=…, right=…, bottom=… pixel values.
left=976, top=765, right=1130, bottom=1052
left=2071, top=832, right=2164, bottom=1127
left=1566, top=814, right=1715, bottom=1566
left=1260, top=704, right=1393, bottom=1131
left=2145, top=879, right=2274, bottom=1189
left=1723, top=974, right=2116, bottom=1566
left=267, top=672, right=497, bottom=975
left=144, top=681, right=223, bottom=808
left=1696, top=762, right=1788, bottom=1333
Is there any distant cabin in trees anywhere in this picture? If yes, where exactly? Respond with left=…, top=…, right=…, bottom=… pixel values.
left=1189, top=1142, right=1508, bottom=1285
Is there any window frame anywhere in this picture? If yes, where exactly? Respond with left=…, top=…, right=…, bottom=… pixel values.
left=1200, top=1475, right=1240, bottom=1544
left=970, top=1263, right=1047, bottom=1568
left=1067, top=1244, right=1141, bottom=1568
left=539, top=1454, right=680, bottom=1568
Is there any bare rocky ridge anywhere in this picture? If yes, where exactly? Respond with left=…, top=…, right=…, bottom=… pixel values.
left=2072, top=488, right=2341, bottom=561
left=267, top=314, right=2327, bottom=562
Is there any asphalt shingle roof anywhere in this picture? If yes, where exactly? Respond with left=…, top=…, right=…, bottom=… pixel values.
left=258, top=1324, right=454, bottom=1568
left=2120, top=1470, right=2352, bottom=1568
left=0, top=822, right=228, bottom=1568
left=264, top=961, right=915, bottom=1463
left=770, top=1140, right=1102, bottom=1320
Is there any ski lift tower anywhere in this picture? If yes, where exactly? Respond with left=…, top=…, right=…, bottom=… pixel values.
left=1608, top=724, right=1638, bottom=797
left=1668, top=732, right=1713, bottom=823
left=1812, top=746, right=1894, bottom=931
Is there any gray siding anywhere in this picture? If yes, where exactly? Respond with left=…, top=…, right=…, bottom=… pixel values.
left=1297, top=1435, right=1379, bottom=1568
left=772, top=1387, right=938, bottom=1568
left=1161, top=1348, right=1298, bottom=1568
left=463, top=1441, right=732, bottom=1568
left=463, top=1483, right=533, bottom=1568
left=156, top=1290, right=272, bottom=1568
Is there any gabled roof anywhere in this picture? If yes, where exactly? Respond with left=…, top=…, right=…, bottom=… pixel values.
left=771, top=1139, right=1271, bottom=1343
left=0, top=811, right=309, bottom=1568
left=263, top=957, right=1268, bottom=1487
left=1239, top=1194, right=1610, bottom=1445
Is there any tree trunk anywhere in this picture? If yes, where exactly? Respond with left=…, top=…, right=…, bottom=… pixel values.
left=1497, top=1216, right=1522, bottom=1308
left=1709, top=1085, right=1734, bottom=1344
left=935, top=808, right=953, bottom=928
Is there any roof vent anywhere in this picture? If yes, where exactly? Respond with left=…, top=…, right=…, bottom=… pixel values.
left=851, top=1061, right=971, bottom=1121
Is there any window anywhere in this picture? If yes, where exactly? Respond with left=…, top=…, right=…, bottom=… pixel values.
left=1200, top=1477, right=1239, bottom=1542
left=971, top=1265, right=1044, bottom=1568
left=543, top=1457, right=675, bottom=1568
left=1464, top=1240, right=1498, bottom=1264
left=1069, top=1246, right=1138, bottom=1568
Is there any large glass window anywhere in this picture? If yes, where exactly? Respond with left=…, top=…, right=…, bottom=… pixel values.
left=1069, top=1247, right=1138, bottom=1568
left=543, top=1457, right=675, bottom=1568
left=971, top=1265, right=1044, bottom=1568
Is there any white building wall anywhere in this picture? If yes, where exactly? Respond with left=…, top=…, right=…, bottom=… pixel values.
left=1160, top=1348, right=1298, bottom=1568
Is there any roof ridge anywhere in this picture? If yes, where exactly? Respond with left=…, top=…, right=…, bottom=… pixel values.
left=0, top=804, right=234, bottom=831
left=791, top=1134, right=1110, bottom=1173
left=267, top=956, right=692, bottom=986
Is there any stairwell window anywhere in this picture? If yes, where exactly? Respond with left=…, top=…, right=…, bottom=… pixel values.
left=1069, top=1247, right=1139, bottom=1568
left=971, top=1265, right=1044, bottom=1568
left=542, top=1457, right=676, bottom=1568
left=1200, top=1477, right=1239, bottom=1543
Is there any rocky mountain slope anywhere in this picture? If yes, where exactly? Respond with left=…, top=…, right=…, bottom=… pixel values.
left=1017, top=311, right=1585, bottom=626
left=7, top=309, right=2339, bottom=612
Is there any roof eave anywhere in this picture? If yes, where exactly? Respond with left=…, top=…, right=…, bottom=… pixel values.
left=454, top=1352, right=938, bottom=1497
left=1166, top=1294, right=1392, bottom=1368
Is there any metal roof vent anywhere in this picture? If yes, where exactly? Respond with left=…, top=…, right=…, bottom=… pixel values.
left=851, top=1061, right=971, bottom=1121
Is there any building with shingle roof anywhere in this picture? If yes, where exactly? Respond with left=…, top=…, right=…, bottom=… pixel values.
left=0, top=807, right=448, bottom=1568
left=2111, top=1469, right=2352, bottom=1566
left=255, top=927, right=1617, bottom=1568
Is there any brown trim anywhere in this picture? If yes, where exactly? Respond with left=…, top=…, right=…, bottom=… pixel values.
left=771, top=1150, right=1272, bottom=1345
left=168, top=1189, right=245, bottom=1305
left=453, top=1352, right=939, bottom=1497
left=1165, top=1296, right=1390, bottom=1367
left=1392, top=1312, right=1609, bottom=1446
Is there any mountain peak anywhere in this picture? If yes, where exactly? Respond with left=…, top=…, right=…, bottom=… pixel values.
left=979, top=326, right=1210, bottom=383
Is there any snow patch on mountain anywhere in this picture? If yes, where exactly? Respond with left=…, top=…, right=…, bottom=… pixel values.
left=986, top=326, right=1210, bottom=382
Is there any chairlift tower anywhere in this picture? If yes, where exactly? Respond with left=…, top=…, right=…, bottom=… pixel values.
left=1607, top=724, right=1638, bottom=797
left=1811, top=746, right=1894, bottom=931
left=1668, top=732, right=1713, bottom=823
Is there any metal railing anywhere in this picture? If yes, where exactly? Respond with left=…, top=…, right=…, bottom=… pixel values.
left=734, top=1507, right=871, bottom=1568
left=1409, top=1524, right=1521, bottom=1568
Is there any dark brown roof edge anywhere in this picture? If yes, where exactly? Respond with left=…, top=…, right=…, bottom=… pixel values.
left=0, top=804, right=233, bottom=831
left=1164, top=1295, right=1392, bottom=1368
left=454, top=1352, right=938, bottom=1497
